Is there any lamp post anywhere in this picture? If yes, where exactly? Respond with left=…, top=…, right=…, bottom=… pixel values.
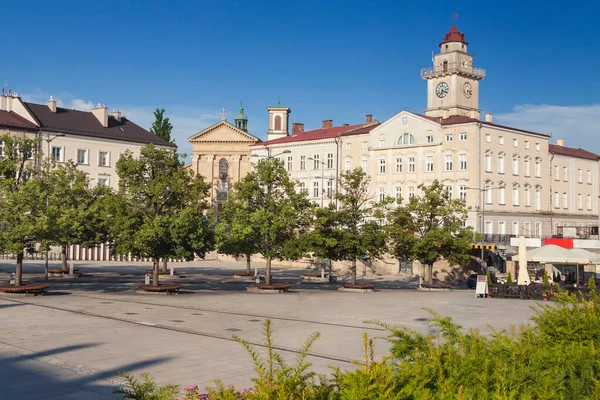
left=466, top=185, right=500, bottom=274
left=43, top=132, right=65, bottom=280
left=308, top=157, right=326, bottom=207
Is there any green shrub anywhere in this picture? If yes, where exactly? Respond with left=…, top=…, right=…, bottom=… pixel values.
left=506, top=272, right=513, bottom=285
left=113, top=372, right=179, bottom=400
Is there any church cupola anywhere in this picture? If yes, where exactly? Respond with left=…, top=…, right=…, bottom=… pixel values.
left=266, top=101, right=291, bottom=141
left=234, top=102, right=248, bottom=132
left=439, top=24, right=468, bottom=52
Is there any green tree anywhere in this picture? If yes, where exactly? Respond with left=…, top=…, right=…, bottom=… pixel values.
left=225, top=157, right=312, bottom=285
left=112, top=144, right=214, bottom=286
left=149, top=108, right=173, bottom=143
left=310, top=168, right=390, bottom=285
left=0, top=135, right=44, bottom=286
left=389, top=180, right=474, bottom=284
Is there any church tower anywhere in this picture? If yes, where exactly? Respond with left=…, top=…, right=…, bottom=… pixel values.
left=422, top=25, right=485, bottom=118
left=267, top=102, right=291, bottom=141
left=234, top=102, right=248, bottom=132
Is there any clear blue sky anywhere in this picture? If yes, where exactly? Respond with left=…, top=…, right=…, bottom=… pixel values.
left=4, top=0, right=600, bottom=155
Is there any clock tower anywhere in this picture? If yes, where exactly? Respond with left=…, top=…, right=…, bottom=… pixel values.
left=422, top=25, right=485, bottom=118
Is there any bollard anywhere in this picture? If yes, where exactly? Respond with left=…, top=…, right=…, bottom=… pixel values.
left=69, top=262, right=74, bottom=275
left=145, top=274, right=150, bottom=285
left=321, top=268, right=325, bottom=279
left=170, top=266, right=174, bottom=276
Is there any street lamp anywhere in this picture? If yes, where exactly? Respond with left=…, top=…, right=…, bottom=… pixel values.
left=308, top=156, right=326, bottom=207
left=466, top=184, right=501, bottom=274
left=44, top=132, right=65, bottom=280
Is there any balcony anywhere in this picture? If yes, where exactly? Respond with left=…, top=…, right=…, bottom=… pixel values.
left=421, top=62, right=486, bottom=79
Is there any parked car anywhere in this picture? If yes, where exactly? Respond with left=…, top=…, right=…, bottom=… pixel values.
left=466, top=274, right=478, bottom=289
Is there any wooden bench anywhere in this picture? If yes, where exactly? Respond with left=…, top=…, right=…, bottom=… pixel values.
left=420, top=283, right=452, bottom=290
left=0, top=283, right=50, bottom=295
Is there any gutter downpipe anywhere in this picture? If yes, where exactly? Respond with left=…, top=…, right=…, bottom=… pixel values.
left=477, top=121, right=484, bottom=273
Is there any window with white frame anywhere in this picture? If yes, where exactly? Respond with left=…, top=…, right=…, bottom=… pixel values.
left=326, top=180, right=333, bottom=198
left=300, top=155, right=306, bottom=170
left=97, top=177, right=109, bottom=187
left=513, top=138, right=518, bottom=147
left=524, top=156, right=530, bottom=176
left=485, top=220, right=493, bottom=235
left=459, top=154, right=467, bottom=171
left=512, top=155, right=519, bottom=175
left=524, top=185, right=531, bottom=207
left=554, top=192, right=559, bottom=209
left=77, top=149, right=88, bottom=165
left=345, top=143, right=351, bottom=150
left=361, top=141, right=367, bottom=149
left=52, top=146, right=63, bottom=163
left=378, top=158, right=386, bottom=174
left=587, top=194, right=592, bottom=210
left=459, top=185, right=467, bottom=201
left=498, top=153, right=505, bottom=174
left=287, top=156, right=293, bottom=171
left=578, top=194, right=583, bottom=210
left=378, top=139, right=385, bottom=147
left=587, top=170, right=592, bottom=184
left=563, top=166, right=568, bottom=181
left=395, top=186, right=402, bottom=202
left=563, top=192, right=568, bottom=209
left=313, top=181, right=319, bottom=198
left=484, top=182, right=492, bottom=204
left=513, top=221, right=520, bottom=235
left=445, top=134, right=453, bottom=142
left=299, top=182, right=307, bottom=194
left=512, top=185, right=519, bottom=206
left=408, top=186, right=415, bottom=199
left=395, top=157, right=402, bottom=173
left=312, top=154, right=320, bottom=170
left=408, top=157, right=415, bottom=172
left=554, top=165, right=559, bottom=180
left=577, top=169, right=582, bottom=183
left=459, top=132, right=467, bottom=141
left=397, top=133, right=415, bottom=145
left=498, top=221, right=506, bottom=235
left=443, top=185, right=452, bottom=199
left=498, top=136, right=504, bottom=145
left=326, top=153, right=333, bottom=169
left=99, top=151, right=109, bottom=167
left=425, top=156, right=434, bottom=172
left=535, top=222, right=541, bottom=238
left=535, top=187, right=541, bottom=210
left=426, top=135, right=434, bottom=143
left=535, top=158, right=541, bottom=177
left=498, top=183, right=506, bottom=205
left=525, top=141, right=529, bottom=149
left=361, top=158, right=367, bottom=172
left=378, top=187, right=385, bottom=202
left=484, top=151, right=492, bottom=172
left=535, top=143, right=540, bottom=151
left=525, top=222, right=531, bottom=237
left=444, top=154, right=453, bottom=171
left=485, top=134, right=491, bottom=143
left=344, top=158, right=351, bottom=172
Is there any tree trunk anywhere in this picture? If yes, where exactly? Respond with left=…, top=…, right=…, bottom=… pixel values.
left=351, top=259, right=357, bottom=285
left=428, top=263, right=433, bottom=284
left=15, top=252, right=23, bottom=287
left=246, top=254, right=251, bottom=274
left=153, top=258, right=160, bottom=287
left=266, top=256, right=272, bottom=285
left=61, top=245, right=68, bottom=272
left=161, top=258, right=168, bottom=274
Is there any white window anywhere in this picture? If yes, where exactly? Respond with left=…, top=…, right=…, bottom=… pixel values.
left=554, top=192, right=559, bottom=209
left=378, top=159, right=386, bottom=174
left=459, top=185, right=467, bottom=201
left=563, top=193, right=568, bottom=209
left=498, top=136, right=504, bottom=145
left=408, top=157, right=415, bottom=172
left=485, top=134, right=491, bottom=143
left=563, top=167, right=568, bottom=181
left=397, top=133, right=415, bottom=145
left=378, top=187, right=386, bottom=202
left=345, top=143, right=351, bottom=150
left=459, top=132, right=467, bottom=141
left=312, top=154, right=320, bottom=170
left=485, top=220, right=493, bottom=235
left=524, top=186, right=531, bottom=207
left=444, top=154, right=453, bottom=171
left=513, top=138, right=518, bottom=147
left=498, top=184, right=506, bottom=205
left=484, top=152, right=492, bottom=172
left=445, top=134, right=453, bottom=142
left=535, top=187, right=541, bottom=211
left=513, top=221, right=520, bottom=235
left=498, top=221, right=506, bottom=235
left=344, top=159, right=351, bottom=172
left=578, top=194, right=583, bottom=210
left=425, top=156, right=434, bottom=172
left=524, top=157, right=530, bottom=176
left=326, top=153, right=333, bottom=169
left=299, top=182, right=307, bottom=194
left=285, top=156, right=292, bottom=171
left=535, top=158, right=541, bottom=177
left=99, top=151, right=110, bottom=167
left=361, top=159, right=367, bottom=172
left=484, top=182, right=492, bottom=204
left=459, top=154, right=467, bottom=171
left=327, top=180, right=333, bottom=198
left=512, top=185, right=519, bottom=206
left=300, top=155, right=306, bottom=171
left=97, top=177, right=109, bottom=187
left=512, top=155, right=519, bottom=175
left=535, top=143, right=540, bottom=151
left=52, top=146, right=63, bottom=163
left=498, top=153, right=505, bottom=174
left=444, top=185, right=452, bottom=199
left=361, top=141, right=367, bottom=149
left=525, top=141, right=530, bottom=149
left=554, top=165, right=559, bottom=180
left=535, top=222, right=542, bottom=238
left=426, top=135, right=434, bottom=143
left=378, top=139, right=385, bottom=148
left=408, top=186, right=415, bottom=199
left=587, top=170, right=592, bottom=184
left=77, top=149, right=88, bottom=165
left=578, top=169, right=582, bottom=183
left=313, top=181, right=319, bottom=198
left=587, top=194, right=592, bottom=210
left=395, top=157, right=402, bottom=173
left=395, top=186, right=402, bottom=201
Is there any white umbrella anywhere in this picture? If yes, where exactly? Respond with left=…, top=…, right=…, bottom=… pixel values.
left=567, top=248, right=600, bottom=264
left=513, top=244, right=570, bottom=263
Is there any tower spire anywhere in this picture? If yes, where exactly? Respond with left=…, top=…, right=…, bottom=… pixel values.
left=234, top=101, right=248, bottom=132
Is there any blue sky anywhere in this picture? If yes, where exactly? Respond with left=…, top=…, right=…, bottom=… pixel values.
left=5, top=0, right=600, bottom=155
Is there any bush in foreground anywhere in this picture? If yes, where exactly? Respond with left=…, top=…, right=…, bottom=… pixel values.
left=116, top=290, right=600, bottom=399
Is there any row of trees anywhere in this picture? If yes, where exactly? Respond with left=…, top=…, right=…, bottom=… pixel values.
left=216, top=157, right=475, bottom=285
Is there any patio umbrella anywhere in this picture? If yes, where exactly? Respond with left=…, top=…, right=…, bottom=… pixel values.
left=567, top=248, right=600, bottom=264
left=513, top=245, right=570, bottom=263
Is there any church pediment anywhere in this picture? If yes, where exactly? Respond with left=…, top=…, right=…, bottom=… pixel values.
left=188, top=121, right=260, bottom=144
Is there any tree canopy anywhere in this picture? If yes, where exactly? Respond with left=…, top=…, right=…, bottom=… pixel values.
left=149, top=108, right=173, bottom=143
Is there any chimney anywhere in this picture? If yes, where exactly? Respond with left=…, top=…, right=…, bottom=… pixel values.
left=92, top=104, right=108, bottom=127
left=48, top=96, right=57, bottom=113
left=485, top=112, right=493, bottom=123
left=366, top=114, right=373, bottom=124
left=442, top=109, right=449, bottom=119
left=556, top=138, right=565, bottom=147
left=343, top=123, right=349, bottom=126
left=112, top=108, right=122, bottom=121
left=292, top=122, right=304, bottom=135
left=321, top=119, right=333, bottom=129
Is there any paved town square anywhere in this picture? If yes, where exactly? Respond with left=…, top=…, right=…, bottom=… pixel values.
left=0, top=259, right=538, bottom=399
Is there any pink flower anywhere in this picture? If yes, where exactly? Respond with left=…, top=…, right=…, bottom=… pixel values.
left=184, top=385, right=198, bottom=391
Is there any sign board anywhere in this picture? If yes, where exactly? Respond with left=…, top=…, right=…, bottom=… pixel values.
left=475, top=275, right=488, bottom=298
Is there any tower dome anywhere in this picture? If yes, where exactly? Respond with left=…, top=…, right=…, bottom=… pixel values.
left=234, top=103, right=248, bottom=132
left=439, top=24, right=468, bottom=47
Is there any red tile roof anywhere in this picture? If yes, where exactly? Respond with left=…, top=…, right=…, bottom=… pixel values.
left=440, top=24, right=468, bottom=46
left=0, top=110, right=38, bottom=131
left=417, top=113, right=550, bottom=137
left=341, top=122, right=381, bottom=136
left=549, top=144, right=600, bottom=161
left=252, top=124, right=363, bottom=147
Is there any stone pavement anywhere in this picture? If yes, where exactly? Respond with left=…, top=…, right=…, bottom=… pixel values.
left=0, top=259, right=538, bottom=399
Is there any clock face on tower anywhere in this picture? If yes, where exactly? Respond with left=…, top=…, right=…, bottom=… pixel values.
left=463, top=82, right=473, bottom=98
left=436, top=82, right=449, bottom=98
